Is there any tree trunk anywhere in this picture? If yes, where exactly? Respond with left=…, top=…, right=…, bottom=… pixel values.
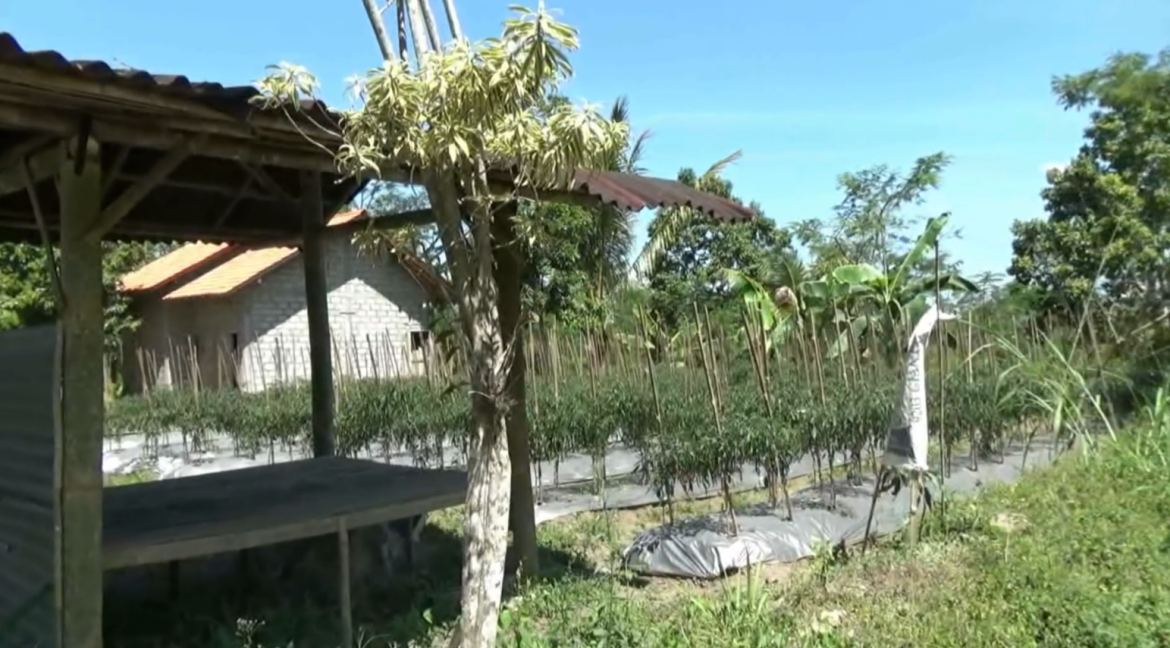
left=455, top=393, right=511, bottom=648
left=492, top=207, right=540, bottom=581
left=426, top=177, right=513, bottom=648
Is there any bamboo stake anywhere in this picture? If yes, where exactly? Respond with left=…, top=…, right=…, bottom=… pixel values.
left=692, top=302, right=737, bottom=535
left=585, top=328, right=612, bottom=539
left=638, top=306, right=673, bottom=523
left=526, top=321, right=542, bottom=504
left=550, top=322, right=562, bottom=486
left=932, top=236, right=948, bottom=530
left=741, top=305, right=793, bottom=519
left=807, top=312, right=829, bottom=495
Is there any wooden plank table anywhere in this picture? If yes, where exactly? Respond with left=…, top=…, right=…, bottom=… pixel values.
left=103, top=456, right=467, bottom=569
left=103, top=457, right=467, bottom=647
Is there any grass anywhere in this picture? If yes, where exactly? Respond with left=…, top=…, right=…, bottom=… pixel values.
left=103, top=469, right=156, bottom=486
left=101, top=402, right=1170, bottom=647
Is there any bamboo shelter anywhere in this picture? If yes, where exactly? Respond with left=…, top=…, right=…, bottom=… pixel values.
left=0, top=34, right=402, bottom=648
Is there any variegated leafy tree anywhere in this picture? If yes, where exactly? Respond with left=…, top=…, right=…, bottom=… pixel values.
left=257, top=6, right=627, bottom=646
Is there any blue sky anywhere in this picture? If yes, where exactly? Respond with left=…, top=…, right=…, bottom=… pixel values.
left=7, top=0, right=1169, bottom=275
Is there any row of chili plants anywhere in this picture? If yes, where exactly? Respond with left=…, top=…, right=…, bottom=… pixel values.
left=105, top=354, right=1029, bottom=509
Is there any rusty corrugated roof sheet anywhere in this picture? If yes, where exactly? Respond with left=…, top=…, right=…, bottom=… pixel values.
left=118, top=243, right=233, bottom=293
left=570, top=170, right=756, bottom=222
left=162, top=247, right=299, bottom=300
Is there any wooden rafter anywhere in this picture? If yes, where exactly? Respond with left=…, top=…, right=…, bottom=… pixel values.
left=0, top=102, right=338, bottom=173
left=238, top=162, right=297, bottom=205
left=100, top=146, right=132, bottom=198
left=0, top=138, right=65, bottom=197
left=84, top=138, right=199, bottom=242
left=211, top=176, right=257, bottom=231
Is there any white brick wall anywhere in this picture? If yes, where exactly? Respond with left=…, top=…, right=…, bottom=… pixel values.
left=123, top=230, right=432, bottom=394
left=235, top=230, right=431, bottom=390
left=125, top=292, right=243, bottom=392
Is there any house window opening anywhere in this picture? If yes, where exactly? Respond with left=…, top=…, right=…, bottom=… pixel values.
left=410, top=330, right=432, bottom=352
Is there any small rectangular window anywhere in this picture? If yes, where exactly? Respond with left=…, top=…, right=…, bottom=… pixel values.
left=410, top=330, right=432, bottom=351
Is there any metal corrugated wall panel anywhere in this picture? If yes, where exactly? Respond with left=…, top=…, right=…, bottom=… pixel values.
left=0, top=324, right=58, bottom=648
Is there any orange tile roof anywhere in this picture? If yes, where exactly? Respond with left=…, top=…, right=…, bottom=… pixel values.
left=162, top=247, right=299, bottom=300
left=123, top=208, right=370, bottom=300
left=118, top=242, right=232, bottom=293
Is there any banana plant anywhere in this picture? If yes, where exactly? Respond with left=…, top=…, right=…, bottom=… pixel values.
left=825, top=214, right=977, bottom=362
left=723, top=268, right=797, bottom=353
left=722, top=254, right=861, bottom=355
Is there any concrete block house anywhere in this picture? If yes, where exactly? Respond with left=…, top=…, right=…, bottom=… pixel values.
left=118, top=209, right=443, bottom=393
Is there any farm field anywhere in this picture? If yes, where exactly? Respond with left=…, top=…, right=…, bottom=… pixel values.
left=95, top=293, right=1163, bottom=648
left=101, top=396, right=1170, bottom=647
left=92, top=200, right=1166, bottom=647
left=2, top=3, right=1168, bottom=647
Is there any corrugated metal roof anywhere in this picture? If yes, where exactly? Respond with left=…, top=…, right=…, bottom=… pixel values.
left=0, top=31, right=756, bottom=226
left=570, top=170, right=756, bottom=222
left=118, top=243, right=233, bottom=293
left=162, top=247, right=298, bottom=300
left=0, top=32, right=331, bottom=120
left=0, top=325, right=59, bottom=648
left=0, top=32, right=364, bottom=246
left=1, top=32, right=757, bottom=230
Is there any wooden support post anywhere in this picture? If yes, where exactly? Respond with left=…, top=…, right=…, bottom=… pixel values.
left=300, top=170, right=335, bottom=457
left=337, top=519, right=353, bottom=648
left=492, top=204, right=539, bottom=580
left=56, top=133, right=105, bottom=648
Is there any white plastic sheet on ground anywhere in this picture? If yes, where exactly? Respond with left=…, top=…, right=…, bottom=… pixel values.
left=101, top=432, right=818, bottom=525
left=621, top=442, right=1058, bottom=579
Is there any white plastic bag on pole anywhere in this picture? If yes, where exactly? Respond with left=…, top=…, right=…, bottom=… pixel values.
left=881, top=305, right=957, bottom=472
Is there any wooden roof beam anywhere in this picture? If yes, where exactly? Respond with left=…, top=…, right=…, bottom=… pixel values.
left=238, top=162, right=298, bottom=206
left=0, top=210, right=289, bottom=242
left=210, top=177, right=256, bottom=232
left=0, top=101, right=340, bottom=173
left=84, top=138, right=200, bottom=242
left=0, top=137, right=66, bottom=197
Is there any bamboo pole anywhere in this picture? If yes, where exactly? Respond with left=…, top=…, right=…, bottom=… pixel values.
left=932, top=236, right=948, bottom=530
left=692, top=302, right=737, bottom=535
left=638, top=306, right=672, bottom=523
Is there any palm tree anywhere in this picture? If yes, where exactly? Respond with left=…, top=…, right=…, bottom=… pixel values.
left=583, top=96, right=648, bottom=297
left=628, top=150, right=743, bottom=282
